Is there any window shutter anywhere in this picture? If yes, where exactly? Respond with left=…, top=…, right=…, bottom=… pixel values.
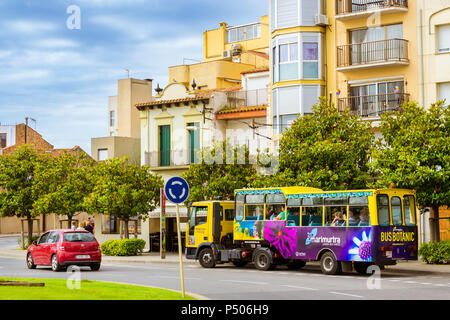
left=438, top=25, right=450, bottom=53
left=277, top=0, right=299, bottom=29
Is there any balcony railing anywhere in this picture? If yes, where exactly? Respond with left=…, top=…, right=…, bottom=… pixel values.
left=226, top=89, right=268, bottom=109
left=144, top=150, right=198, bottom=168
left=336, top=0, right=408, bottom=16
left=337, top=39, right=408, bottom=69
left=338, top=92, right=409, bottom=117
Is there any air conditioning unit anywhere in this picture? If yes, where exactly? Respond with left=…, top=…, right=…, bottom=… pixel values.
left=223, top=50, right=232, bottom=59
left=232, top=43, right=242, bottom=56
left=315, top=14, right=329, bottom=26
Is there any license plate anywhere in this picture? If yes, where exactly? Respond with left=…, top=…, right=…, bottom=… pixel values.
left=76, top=255, right=90, bottom=259
left=386, top=251, right=392, bottom=259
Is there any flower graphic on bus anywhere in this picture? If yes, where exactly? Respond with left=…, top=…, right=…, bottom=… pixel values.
left=263, top=222, right=297, bottom=259
left=348, top=230, right=373, bottom=262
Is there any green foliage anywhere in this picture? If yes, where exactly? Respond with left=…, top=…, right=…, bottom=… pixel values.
left=84, top=157, right=163, bottom=238
left=101, top=239, right=146, bottom=256
left=32, top=151, right=96, bottom=223
left=418, top=241, right=450, bottom=264
left=260, top=97, right=374, bottom=190
left=181, top=140, right=258, bottom=202
left=17, top=235, right=39, bottom=250
left=371, top=101, right=450, bottom=208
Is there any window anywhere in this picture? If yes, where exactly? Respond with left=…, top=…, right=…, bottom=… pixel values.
left=245, top=195, right=265, bottom=220
left=110, top=111, right=115, bottom=127
left=391, top=197, right=403, bottom=226
left=38, top=232, right=50, bottom=244
left=188, top=206, right=208, bottom=233
left=159, top=125, right=171, bottom=166
left=225, top=209, right=234, bottom=221
left=325, top=197, right=347, bottom=227
left=266, top=193, right=286, bottom=220
left=102, top=215, right=119, bottom=234
left=287, top=198, right=301, bottom=226
left=98, top=149, right=108, bottom=161
left=226, top=24, right=261, bottom=43
left=377, top=194, right=390, bottom=226
left=63, top=232, right=95, bottom=242
left=303, top=42, right=319, bottom=79
left=279, top=42, right=299, bottom=81
left=437, top=25, right=450, bottom=53
left=348, top=196, right=370, bottom=226
left=235, top=194, right=245, bottom=221
left=438, top=82, right=450, bottom=105
left=47, top=232, right=60, bottom=244
left=187, top=122, right=200, bottom=164
left=302, top=197, right=323, bottom=226
left=0, top=133, right=6, bottom=148
left=403, top=196, right=416, bottom=226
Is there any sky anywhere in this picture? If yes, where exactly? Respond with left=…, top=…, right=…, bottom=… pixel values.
left=0, top=0, right=268, bottom=154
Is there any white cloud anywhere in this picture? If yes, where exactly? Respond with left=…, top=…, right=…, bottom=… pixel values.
left=5, top=20, right=57, bottom=34
left=31, top=38, right=80, bottom=49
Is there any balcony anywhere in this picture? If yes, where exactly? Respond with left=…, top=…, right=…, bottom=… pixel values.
left=144, top=150, right=196, bottom=168
left=338, top=92, right=410, bottom=118
left=226, top=89, right=268, bottom=108
left=335, top=0, right=408, bottom=20
left=337, top=39, right=409, bottom=71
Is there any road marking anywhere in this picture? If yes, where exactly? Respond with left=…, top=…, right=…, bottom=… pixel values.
left=281, top=285, right=317, bottom=291
left=421, top=283, right=432, bottom=285
left=329, top=292, right=364, bottom=299
left=220, top=280, right=269, bottom=285
left=405, top=281, right=419, bottom=284
left=434, top=284, right=447, bottom=287
left=153, top=275, right=201, bottom=280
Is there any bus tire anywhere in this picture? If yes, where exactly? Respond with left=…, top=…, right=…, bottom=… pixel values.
left=287, top=260, right=306, bottom=270
left=198, top=248, right=216, bottom=268
left=254, top=250, right=272, bottom=271
left=354, top=262, right=373, bottom=275
left=320, top=252, right=342, bottom=275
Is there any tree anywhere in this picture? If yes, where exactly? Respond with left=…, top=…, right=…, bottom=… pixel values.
left=0, top=145, right=49, bottom=246
left=371, top=101, right=449, bottom=241
left=84, top=157, right=163, bottom=239
left=33, top=151, right=96, bottom=229
left=182, top=140, right=259, bottom=202
left=261, top=97, right=374, bottom=190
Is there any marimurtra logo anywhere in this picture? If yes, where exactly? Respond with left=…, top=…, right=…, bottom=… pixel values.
left=305, top=228, right=341, bottom=246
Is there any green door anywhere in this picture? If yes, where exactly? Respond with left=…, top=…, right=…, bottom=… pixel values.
left=159, top=125, right=171, bottom=166
left=188, top=122, right=200, bottom=164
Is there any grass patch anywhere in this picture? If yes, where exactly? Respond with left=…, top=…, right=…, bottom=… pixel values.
left=0, top=277, right=196, bottom=300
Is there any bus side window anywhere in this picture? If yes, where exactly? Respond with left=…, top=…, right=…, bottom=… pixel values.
left=235, top=195, right=244, bottom=221
left=377, top=194, right=390, bottom=226
left=391, top=196, right=403, bottom=226
left=348, top=196, right=371, bottom=227
left=325, top=197, right=347, bottom=227
left=303, top=198, right=324, bottom=226
left=286, top=198, right=301, bottom=226
left=245, top=194, right=264, bottom=221
left=403, top=196, right=416, bottom=226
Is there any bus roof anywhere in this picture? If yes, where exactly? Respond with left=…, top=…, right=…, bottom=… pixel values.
left=235, top=187, right=416, bottom=198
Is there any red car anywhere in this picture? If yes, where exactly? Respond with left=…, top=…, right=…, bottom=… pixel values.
left=26, top=230, right=102, bottom=272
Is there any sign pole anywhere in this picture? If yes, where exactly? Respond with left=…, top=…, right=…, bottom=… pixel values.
left=176, top=203, right=185, bottom=298
left=160, top=188, right=166, bottom=259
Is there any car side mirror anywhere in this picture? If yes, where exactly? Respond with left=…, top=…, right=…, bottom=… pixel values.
left=32, top=240, right=38, bottom=246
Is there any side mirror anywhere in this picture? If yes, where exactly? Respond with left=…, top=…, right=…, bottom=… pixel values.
left=32, top=240, right=38, bottom=246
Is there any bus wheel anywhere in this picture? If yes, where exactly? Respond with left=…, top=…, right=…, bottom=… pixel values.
left=254, top=250, right=272, bottom=271
left=320, top=252, right=342, bottom=275
left=354, top=262, right=373, bottom=275
left=287, top=260, right=306, bottom=270
left=198, top=248, right=216, bottom=268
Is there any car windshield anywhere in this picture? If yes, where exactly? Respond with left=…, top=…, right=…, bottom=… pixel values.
left=63, top=232, right=95, bottom=242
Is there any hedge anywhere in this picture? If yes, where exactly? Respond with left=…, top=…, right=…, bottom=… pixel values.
left=101, top=239, right=146, bottom=256
left=418, top=241, right=450, bottom=264
left=18, top=235, right=40, bottom=250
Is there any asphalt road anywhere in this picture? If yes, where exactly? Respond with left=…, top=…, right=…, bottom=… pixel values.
left=1, top=256, right=449, bottom=300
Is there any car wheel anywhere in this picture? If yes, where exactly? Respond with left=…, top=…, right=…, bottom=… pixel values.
left=320, top=252, right=342, bottom=275
left=26, top=253, right=36, bottom=269
left=198, top=248, right=216, bottom=268
left=254, top=250, right=272, bottom=271
left=90, top=263, right=101, bottom=271
left=51, top=254, right=62, bottom=272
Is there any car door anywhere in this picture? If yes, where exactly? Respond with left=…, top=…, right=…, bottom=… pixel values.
left=34, top=232, right=49, bottom=265
left=43, top=232, right=60, bottom=265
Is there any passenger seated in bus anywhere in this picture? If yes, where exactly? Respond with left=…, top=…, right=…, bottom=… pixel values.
left=359, top=208, right=370, bottom=226
left=287, top=211, right=300, bottom=226
left=274, top=205, right=287, bottom=221
left=348, top=211, right=360, bottom=226
left=331, top=212, right=345, bottom=226
left=267, top=209, right=276, bottom=220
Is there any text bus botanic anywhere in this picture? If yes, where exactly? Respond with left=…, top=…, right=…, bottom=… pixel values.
left=185, top=187, right=418, bottom=275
